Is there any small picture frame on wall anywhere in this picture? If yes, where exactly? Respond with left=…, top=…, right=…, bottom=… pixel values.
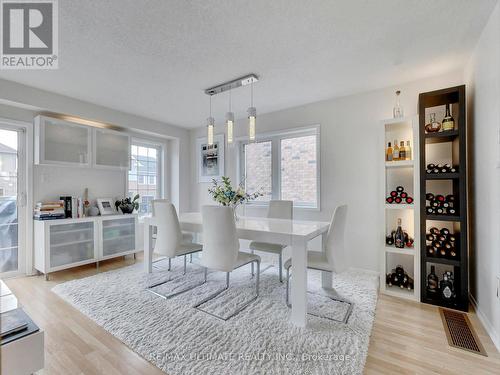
left=197, top=134, right=225, bottom=183
left=97, top=198, right=117, bottom=216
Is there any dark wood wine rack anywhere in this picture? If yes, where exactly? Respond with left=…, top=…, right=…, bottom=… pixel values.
left=419, top=85, right=468, bottom=311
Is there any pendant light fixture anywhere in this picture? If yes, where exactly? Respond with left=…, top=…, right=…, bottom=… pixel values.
left=225, top=89, right=234, bottom=145
left=247, top=81, right=256, bottom=142
left=204, top=74, right=258, bottom=145
left=207, top=94, right=215, bottom=146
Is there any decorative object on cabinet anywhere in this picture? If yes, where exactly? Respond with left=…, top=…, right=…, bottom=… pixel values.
left=197, top=134, right=225, bottom=183
left=419, top=85, right=468, bottom=312
left=115, top=194, right=140, bottom=214
left=424, top=113, right=441, bottom=133
left=34, top=214, right=139, bottom=280
left=87, top=206, right=100, bottom=216
left=381, top=116, right=420, bottom=302
left=33, top=201, right=65, bottom=220
left=393, top=90, right=404, bottom=119
left=97, top=198, right=117, bottom=216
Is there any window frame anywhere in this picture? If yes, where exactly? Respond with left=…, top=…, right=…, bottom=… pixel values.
left=238, top=125, right=321, bottom=210
left=127, top=138, right=164, bottom=215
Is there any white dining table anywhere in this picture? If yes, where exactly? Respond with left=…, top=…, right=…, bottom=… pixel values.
left=143, top=212, right=331, bottom=327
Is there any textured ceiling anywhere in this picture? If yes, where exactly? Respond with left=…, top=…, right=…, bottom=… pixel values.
left=0, top=0, right=497, bottom=128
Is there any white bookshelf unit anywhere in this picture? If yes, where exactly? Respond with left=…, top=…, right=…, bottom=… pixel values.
left=34, top=214, right=139, bottom=280
left=380, top=116, right=420, bottom=301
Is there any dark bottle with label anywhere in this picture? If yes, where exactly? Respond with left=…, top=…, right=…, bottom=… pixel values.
left=394, top=218, right=404, bottom=249
left=440, top=271, right=456, bottom=300
left=427, top=266, right=439, bottom=293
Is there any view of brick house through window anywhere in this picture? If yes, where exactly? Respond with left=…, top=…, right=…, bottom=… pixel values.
left=243, top=131, right=318, bottom=208
left=128, top=143, right=161, bottom=214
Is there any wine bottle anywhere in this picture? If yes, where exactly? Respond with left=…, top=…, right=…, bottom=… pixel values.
left=427, top=266, right=439, bottom=293
left=436, top=207, right=444, bottom=214
left=448, top=234, right=457, bottom=242
left=426, top=207, right=435, bottom=215
left=399, top=141, right=406, bottom=160
left=386, top=197, right=394, bottom=204
left=405, top=197, right=414, bottom=204
left=436, top=195, right=445, bottom=202
left=426, top=193, right=435, bottom=201
left=440, top=228, right=450, bottom=236
left=450, top=249, right=457, bottom=257
left=438, top=234, right=446, bottom=242
left=426, top=233, right=435, bottom=242
left=449, top=166, right=457, bottom=173
left=386, top=234, right=394, bottom=246
left=386, top=142, right=393, bottom=161
left=439, top=248, right=447, bottom=257
left=395, top=218, right=404, bottom=249
left=400, top=191, right=408, bottom=199
left=445, top=195, right=456, bottom=204
left=394, top=197, right=402, bottom=204
left=427, top=245, right=435, bottom=255
left=406, top=140, right=412, bottom=160
left=446, top=207, right=456, bottom=215
left=427, top=163, right=436, bottom=170
left=396, top=186, right=404, bottom=193
left=393, top=140, right=400, bottom=161
left=430, top=227, right=440, bottom=235
left=431, top=201, right=440, bottom=208
left=442, top=104, right=455, bottom=131
left=432, top=240, right=442, bottom=250
left=390, top=191, right=398, bottom=197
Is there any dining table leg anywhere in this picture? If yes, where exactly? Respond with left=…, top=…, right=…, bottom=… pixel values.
left=290, top=236, right=307, bottom=327
left=144, top=223, right=153, bottom=273
left=321, top=231, right=333, bottom=288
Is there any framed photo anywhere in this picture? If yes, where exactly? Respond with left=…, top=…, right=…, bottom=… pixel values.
left=97, top=198, right=117, bottom=216
left=197, top=134, right=225, bottom=183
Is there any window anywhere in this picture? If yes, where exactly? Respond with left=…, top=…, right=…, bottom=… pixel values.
left=240, top=127, right=320, bottom=208
left=128, top=141, right=162, bottom=215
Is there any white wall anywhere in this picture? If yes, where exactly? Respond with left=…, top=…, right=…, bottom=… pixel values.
left=0, top=79, right=191, bottom=212
left=189, top=70, right=464, bottom=272
left=464, top=1, right=500, bottom=350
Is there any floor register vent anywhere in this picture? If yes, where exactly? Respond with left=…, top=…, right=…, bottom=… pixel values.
left=439, top=308, right=487, bottom=356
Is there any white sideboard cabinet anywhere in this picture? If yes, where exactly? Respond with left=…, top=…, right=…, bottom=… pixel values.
left=34, top=214, right=139, bottom=280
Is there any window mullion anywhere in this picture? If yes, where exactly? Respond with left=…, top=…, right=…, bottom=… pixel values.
left=271, top=137, right=280, bottom=200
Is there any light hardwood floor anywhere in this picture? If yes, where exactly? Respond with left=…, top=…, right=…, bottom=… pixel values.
left=4, top=256, right=500, bottom=375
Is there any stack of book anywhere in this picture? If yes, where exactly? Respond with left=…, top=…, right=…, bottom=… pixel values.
left=33, top=201, right=65, bottom=220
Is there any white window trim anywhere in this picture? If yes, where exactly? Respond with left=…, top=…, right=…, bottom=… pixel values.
left=238, top=124, right=321, bottom=211
left=127, top=138, right=165, bottom=215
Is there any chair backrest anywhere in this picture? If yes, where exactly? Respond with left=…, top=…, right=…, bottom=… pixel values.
left=152, top=200, right=182, bottom=257
left=267, top=200, right=293, bottom=220
left=151, top=199, right=170, bottom=216
left=325, top=204, right=348, bottom=273
left=200, top=205, right=239, bottom=272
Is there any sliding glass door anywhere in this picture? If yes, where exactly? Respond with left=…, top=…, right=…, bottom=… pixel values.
left=0, top=125, right=25, bottom=277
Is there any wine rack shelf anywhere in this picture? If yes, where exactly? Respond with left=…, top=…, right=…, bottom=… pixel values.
left=419, top=85, right=469, bottom=312
left=380, top=116, right=420, bottom=302
left=424, top=130, right=459, bottom=144
left=425, top=173, right=460, bottom=180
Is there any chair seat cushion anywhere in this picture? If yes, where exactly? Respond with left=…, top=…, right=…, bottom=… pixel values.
left=176, top=243, right=203, bottom=256
left=284, top=251, right=332, bottom=272
left=249, top=241, right=286, bottom=254
left=235, top=251, right=261, bottom=268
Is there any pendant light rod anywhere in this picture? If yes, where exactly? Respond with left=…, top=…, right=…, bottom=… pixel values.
left=205, top=74, right=259, bottom=96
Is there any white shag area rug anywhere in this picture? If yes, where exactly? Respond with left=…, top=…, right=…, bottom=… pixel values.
left=52, top=258, right=379, bottom=375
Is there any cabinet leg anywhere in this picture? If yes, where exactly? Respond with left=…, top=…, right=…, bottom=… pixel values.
left=133, top=253, right=136, bottom=260
left=96, top=261, right=99, bottom=270
left=45, top=273, right=49, bottom=281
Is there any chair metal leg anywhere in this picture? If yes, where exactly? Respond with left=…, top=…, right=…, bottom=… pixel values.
left=183, top=255, right=187, bottom=275
left=194, top=260, right=260, bottom=321
left=168, top=257, right=171, bottom=271
left=279, top=253, right=283, bottom=283
left=190, top=253, right=193, bottom=263
left=285, top=267, right=353, bottom=324
left=250, top=250, right=255, bottom=276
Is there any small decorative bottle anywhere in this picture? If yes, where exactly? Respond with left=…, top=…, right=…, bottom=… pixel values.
left=405, top=140, right=412, bottom=160
left=393, top=90, right=404, bottom=118
left=386, top=142, right=393, bottom=161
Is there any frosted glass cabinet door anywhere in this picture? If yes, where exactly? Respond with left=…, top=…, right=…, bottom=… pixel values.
left=94, top=129, right=130, bottom=169
left=40, top=117, right=91, bottom=165
left=102, top=217, right=135, bottom=257
left=49, top=222, right=94, bottom=268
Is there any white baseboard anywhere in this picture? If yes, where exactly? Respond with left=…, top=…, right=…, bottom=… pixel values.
left=469, top=293, right=500, bottom=352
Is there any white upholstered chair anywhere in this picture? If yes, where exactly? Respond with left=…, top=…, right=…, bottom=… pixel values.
left=249, top=200, right=293, bottom=282
left=193, top=205, right=261, bottom=320
left=152, top=199, right=194, bottom=249
left=284, top=204, right=353, bottom=323
left=146, top=200, right=203, bottom=298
